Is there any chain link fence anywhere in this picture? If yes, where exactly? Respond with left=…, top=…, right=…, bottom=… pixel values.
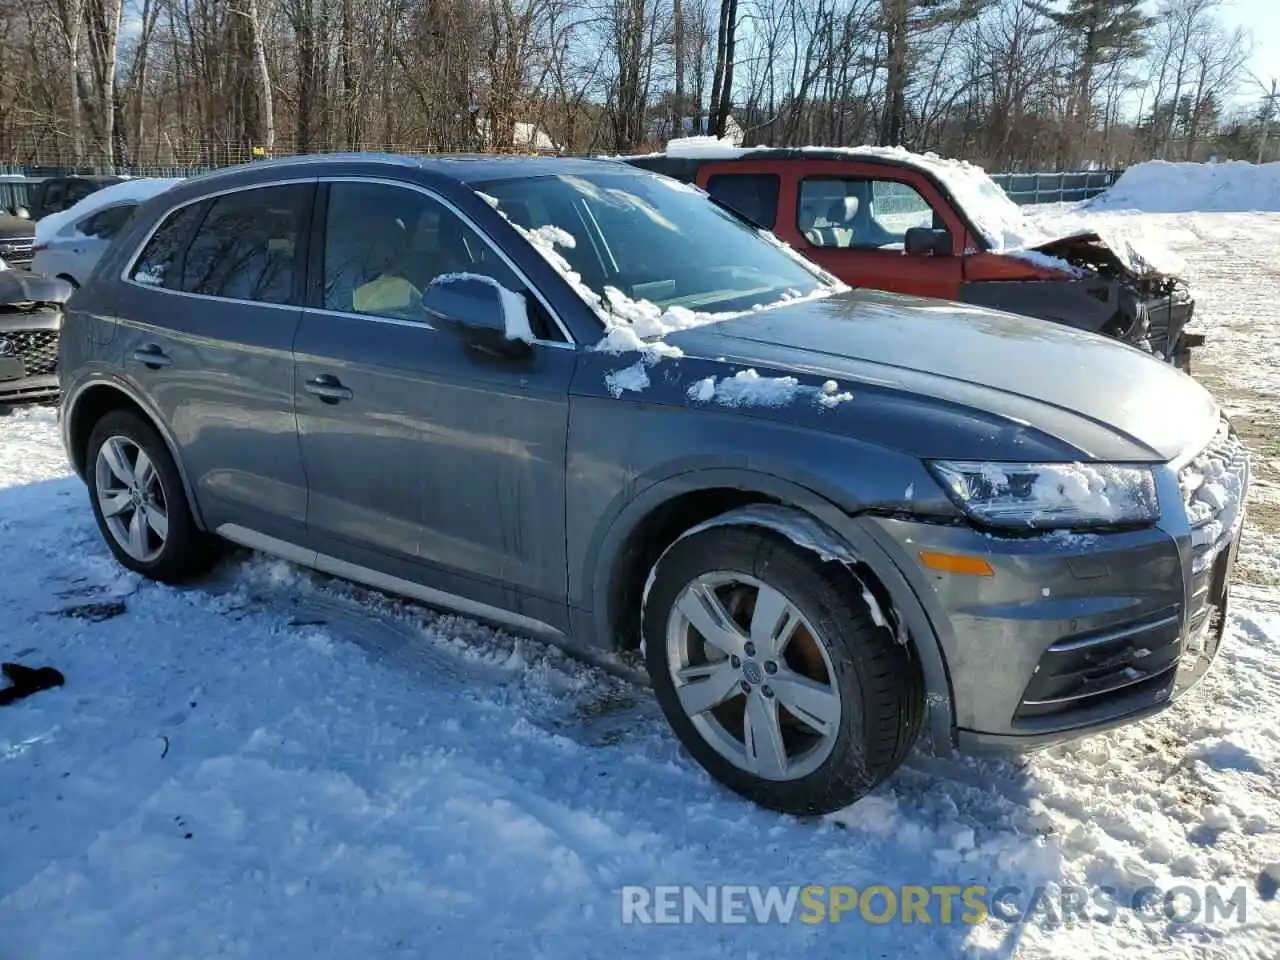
left=2, top=157, right=1124, bottom=216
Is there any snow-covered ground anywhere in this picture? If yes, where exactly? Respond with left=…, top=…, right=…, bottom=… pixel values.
left=3, top=213, right=1280, bottom=958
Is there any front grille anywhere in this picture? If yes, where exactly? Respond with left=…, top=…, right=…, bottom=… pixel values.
left=0, top=329, right=59, bottom=375
left=1179, top=417, right=1248, bottom=574
left=1014, top=611, right=1182, bottom=720
left=0, top=238, right=34, bottom=267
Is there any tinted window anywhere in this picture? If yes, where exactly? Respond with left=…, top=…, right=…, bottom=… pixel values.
left=181, top=184, right=309, bottom=304
left=322, top=181, right=553, bottom=337
left=706, top=173, right=780, bottom=229
left=130, top=203, right=207, bottom=287
left=798, top=177, right=941, bottom=249
left=478, top=172, right=827, bottom=314
left=81, top=203, right=137, bottom=240
left=65, top=181, right=98, bottom=205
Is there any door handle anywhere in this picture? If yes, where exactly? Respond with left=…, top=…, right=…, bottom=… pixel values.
left=304, top=374, right=354, bottom=403
left=131, top=345, right=172, bottom=369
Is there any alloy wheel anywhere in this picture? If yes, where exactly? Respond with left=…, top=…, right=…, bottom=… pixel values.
left=94, top=435, right=169, bottom=563
left=665, top=571, right=843, bottom=781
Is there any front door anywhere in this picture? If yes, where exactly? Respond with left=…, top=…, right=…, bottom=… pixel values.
left=114, top=181, right=314, bottom=540
left=780, top=164, right=967, bottom=300
left=294, top=179, right=575, bottom=618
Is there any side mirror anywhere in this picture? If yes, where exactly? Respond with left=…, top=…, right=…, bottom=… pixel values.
left=904, top=226, right=952, bottom=257
left=15, top=207, right=31, bottom=220
left=422, top=274, right=533, bottom=360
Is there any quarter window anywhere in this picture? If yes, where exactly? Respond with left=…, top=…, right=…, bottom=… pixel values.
left=180, top=184, right=310, bottom=305
left=798, top=177, right=941, bottom=249
left=130, top=203, right=206, bottom=287
left=321, top=181, right=554, bottom=338
left=705, top=173, right=780, bottom=229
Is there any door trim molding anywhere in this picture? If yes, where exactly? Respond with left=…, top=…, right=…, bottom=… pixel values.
left=216, top=523, right=567, bottom=641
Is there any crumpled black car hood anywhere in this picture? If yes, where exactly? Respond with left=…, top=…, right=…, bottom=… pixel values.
left=0, top=269, right=73, bottom=309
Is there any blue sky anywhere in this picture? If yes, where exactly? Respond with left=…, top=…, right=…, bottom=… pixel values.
left=1221, top=0, right=1279, bottom=82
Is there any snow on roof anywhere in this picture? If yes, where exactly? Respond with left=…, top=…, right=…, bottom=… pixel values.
left=663, top=137, right=1052, bottom=252
left=35, top=177, right=184, bottom=244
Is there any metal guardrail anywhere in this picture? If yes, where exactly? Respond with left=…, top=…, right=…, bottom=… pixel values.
left=989, top=170, right=1122, bottom=205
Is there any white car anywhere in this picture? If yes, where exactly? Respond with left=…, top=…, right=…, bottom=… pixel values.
left=31, top=178, right=183, bottom=288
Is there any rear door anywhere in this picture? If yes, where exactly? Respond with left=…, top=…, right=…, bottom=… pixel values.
left=115, top=181, right=314, bottom=541
left=293, top=178, right=575, bottom=619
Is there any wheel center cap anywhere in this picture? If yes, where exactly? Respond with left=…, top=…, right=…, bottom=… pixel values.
left=130, top=488, right=143, bottom=507
left=741, top=659, right=763, bottom=685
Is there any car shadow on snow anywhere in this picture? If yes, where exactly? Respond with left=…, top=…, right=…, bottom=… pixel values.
left=0, top=473, right=1173, bottom=956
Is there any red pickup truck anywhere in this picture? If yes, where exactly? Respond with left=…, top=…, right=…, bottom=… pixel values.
left=624, top=143, right=1200, bottom=370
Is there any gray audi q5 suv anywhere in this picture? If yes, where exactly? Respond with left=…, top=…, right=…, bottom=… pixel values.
left=58, top=153, right=1248, bottom=814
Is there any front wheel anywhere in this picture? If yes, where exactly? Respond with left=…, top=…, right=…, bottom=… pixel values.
left=643, top=525, right=923, bottom=815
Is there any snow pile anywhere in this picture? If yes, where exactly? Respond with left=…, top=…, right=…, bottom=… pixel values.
left=664, top=136, right=1049, bottom=252
left=688, top=370, right=853, bottom=409
left=35, top=177, right=184, bottom=244
left=1091, top=160, right=1280, bottom=213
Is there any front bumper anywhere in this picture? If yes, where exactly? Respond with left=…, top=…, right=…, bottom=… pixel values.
left=0, top=307, right=61, bottom=401
left=870, top=423, right=1248, bottom=751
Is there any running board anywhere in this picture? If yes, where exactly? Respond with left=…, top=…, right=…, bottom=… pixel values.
left=215, top=523, right=566, bottom=642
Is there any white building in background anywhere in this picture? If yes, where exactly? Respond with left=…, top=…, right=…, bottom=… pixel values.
left=475, top=118, right=559, bottom=154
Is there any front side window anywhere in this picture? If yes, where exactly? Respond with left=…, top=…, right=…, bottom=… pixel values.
left=321, top=181, right=553, bottom=337
left=181, top=184, right=309, bottom=304
left=798, top=177, right=940, bottom=250
left=130, top=203, right=207, bottom=287
left=706, top=173, right=780, bottom=229
left=477, top=172, right=829, bottom=316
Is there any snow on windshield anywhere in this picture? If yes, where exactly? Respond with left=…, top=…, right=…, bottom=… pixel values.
left=482, top=180, right=846, bottom=403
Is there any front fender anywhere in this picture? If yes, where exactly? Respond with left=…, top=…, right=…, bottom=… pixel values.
left=578, top=467, right=958, bottom=754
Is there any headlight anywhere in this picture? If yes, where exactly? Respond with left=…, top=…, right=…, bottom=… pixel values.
left=928, top=461, right=1159, bottom=530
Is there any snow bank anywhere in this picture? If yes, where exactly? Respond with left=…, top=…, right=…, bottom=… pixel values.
left=35, top=177, right=184, bottom=244
left=1091, top=160, right=1280, bottom=213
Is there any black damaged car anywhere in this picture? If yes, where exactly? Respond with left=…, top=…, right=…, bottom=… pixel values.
left=0, top=263, right=71, bottom=401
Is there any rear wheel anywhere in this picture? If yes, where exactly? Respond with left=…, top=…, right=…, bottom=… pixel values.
left=643, top=525, right=922, bottom=814
left=87, top=410, right=220, bottom=583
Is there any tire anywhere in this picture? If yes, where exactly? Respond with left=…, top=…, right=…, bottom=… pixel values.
left=643, top=525, right=922, bottom=815
left=86, top=409, right=221, bottom=583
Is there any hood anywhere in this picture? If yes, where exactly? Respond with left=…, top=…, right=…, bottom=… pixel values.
left=1026, top=227, right=1185, bottom=279
left=0, top=268, right=74, bottom=308
left=663, top=289, right=1216, bottom=463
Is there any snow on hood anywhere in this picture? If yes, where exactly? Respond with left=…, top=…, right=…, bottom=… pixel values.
left=35, top=177, right=184, bottom=244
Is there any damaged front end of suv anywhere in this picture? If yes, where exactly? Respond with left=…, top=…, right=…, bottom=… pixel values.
left=0, top=263, right=73, bottom=401
left=962, top=230, right=1199, bottom=372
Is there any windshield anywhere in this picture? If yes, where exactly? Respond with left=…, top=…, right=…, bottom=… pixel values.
left=474, top=172, right=831, bottom=316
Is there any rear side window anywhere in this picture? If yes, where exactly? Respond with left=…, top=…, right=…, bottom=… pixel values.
left=81, top=203, right=137, bottom=240
left=130, top=204, right=206, bottom=287
left=705, top=173, right=780, bottom=229
left=180, top=184, right=310, bottom=305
